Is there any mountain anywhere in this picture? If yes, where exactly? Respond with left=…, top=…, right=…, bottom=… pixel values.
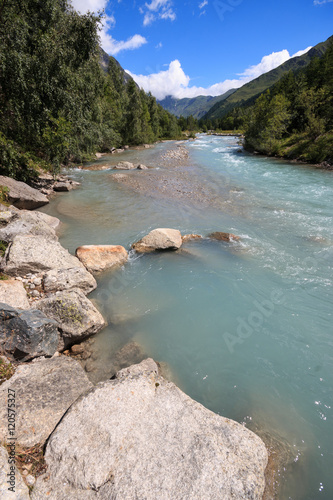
left=203, top=35, right=333, bottom=121
left=100, top=48, right=133, bottom=85
left=158, top=89, right=235, bottom=119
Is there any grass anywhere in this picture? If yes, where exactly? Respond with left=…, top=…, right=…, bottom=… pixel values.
left=0, top=356, right=15, bottom=385
left=0, top=240, right=8, bottom=257
left=5, top=443, right=47, bottom=489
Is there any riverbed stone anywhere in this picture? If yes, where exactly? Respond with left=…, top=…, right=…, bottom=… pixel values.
left=2, top=235, right=84, bottom=276
left=75, top=245, right=128, bottom=274
left=132, top=228, right=183, bottom=253
left=34, top=289, right=106, bottom=349
left=113, top=161, right=136, bottom=170
left=182, top=233, right=203, bottom=243
left=0, top=303, right=59, bottom=361
left=0, top=175, right=49, bottom=210
left=53, top=181, right=73, bottom=192
left=208, top=231, right=240, bottom=242
left=43, top=267, right=97, bottom=295
left=0, top=356, right=93, bottom=447
left=0, top=446, right=30, bottom=499
left=31, top=358, right=267, bottom=500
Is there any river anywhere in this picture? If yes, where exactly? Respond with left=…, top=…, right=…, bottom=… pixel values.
left=41, top=135, right=333, bottom=499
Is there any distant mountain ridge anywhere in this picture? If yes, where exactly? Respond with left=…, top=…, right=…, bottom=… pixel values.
left=158, top=89, right=235, bottom=118
left=203, top=35, right=333, bottom=120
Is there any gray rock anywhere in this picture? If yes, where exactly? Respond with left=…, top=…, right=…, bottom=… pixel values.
left=132, top=228, right=183, bottom=253
left=35, top=289, right=106, bottom=349
left=2, top=235, right=83, bottom=276
left=0, top=175, right=49, bottom=210
left=208, top=232, right=240, bottom=242
left=32, top=359, right=267, bottom=500
left=0, top=303, right=59, bottom=361
left=43, top=267, right=97, bottom=295
left=0, top=446, right=30, bottom=499
left=53, top=181, right=73, bottom=192
left=75, top=245, right=128, bottom=274
left=113, top=161, right=136, bottom=170
left=0, top=357, right=93, bottom=447
left=137, top=164, right=148, bottom=170
left=0, top=209, right=59, bottom=243
left=0, top=279, right=30, bottom=309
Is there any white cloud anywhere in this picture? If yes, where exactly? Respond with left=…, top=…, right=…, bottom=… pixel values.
left=101, top=31, right=147, bottom=55
left=141, top=0, right=176, bottom=25
left=128, top=46, right=314, bottom=100
left=314, top=0, right=333, bottom=5
left=199, top=0, right=208, bottom=8
left=71, top=1, right=147, bottom=56
left=292, top=46, right=312, bottom=58
left=70, top=0, right=106, bottom=12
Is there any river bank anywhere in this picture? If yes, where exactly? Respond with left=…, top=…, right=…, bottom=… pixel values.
left=0, top=147, right=271, bottom=499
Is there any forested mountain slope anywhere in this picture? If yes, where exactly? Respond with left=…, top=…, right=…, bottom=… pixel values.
left=203, top=35, right=333, bottom=121
left=0, top=0, right=180, bottom=181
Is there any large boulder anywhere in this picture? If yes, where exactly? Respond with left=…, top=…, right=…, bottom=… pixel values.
left=0, top=303, right=59, bottom=361
left=0, top=209, right=59, bottom=242
left=32, top=359, right=268, bottom=500
left=132, top=228, right=182, bottom=253
left=0, top=446, right=30, bottom=499
left=0, top=356, right=93, bottom=447
left=0, top=175, right=49, bottom=210
left=75, top=245, right=128, bottom=274
left=113, top=161, right=136, bottom=170
left=35, top=289, right=106, bottom=349
left=43, top=267, right=97, bottom=295
left=1, top=235, right=83, bottom=276
left=0, top=279, right=30, bottom=309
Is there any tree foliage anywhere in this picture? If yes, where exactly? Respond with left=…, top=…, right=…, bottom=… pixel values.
left=202, top=41, right=333, bottom=165
left=0, top=0, right=181, bottom=180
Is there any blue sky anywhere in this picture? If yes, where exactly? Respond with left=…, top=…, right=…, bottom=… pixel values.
left=71, top=0, right=333, bottom=99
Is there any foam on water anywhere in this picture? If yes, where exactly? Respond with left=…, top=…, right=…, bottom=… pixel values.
left=42, top=136, right=333, bottom=499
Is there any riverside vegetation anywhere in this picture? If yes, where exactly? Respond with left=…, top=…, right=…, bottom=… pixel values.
left=0, top=0, right=181, bottom=182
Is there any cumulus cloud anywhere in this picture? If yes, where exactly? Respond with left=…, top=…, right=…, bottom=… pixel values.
left=141, top=0, right=176, bottom=25
left=71, top=0, right=147, bottom=56
left=314, top=0, right=333, bottom=4
left=71, top=0, right=106, bottom=11
left=292, top=46, right=312, bottom=58
left=128, top=47, right=313, bottom=100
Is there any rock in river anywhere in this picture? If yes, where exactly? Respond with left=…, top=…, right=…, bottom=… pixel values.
left=0, top=356, right=93, bottom=447
left=113, top=161, right=136, bottom=170
left=32, top=359, right=268, bottom=500
left=75, top=245, right=128, bottom=274
left=34, top=289, right=106, bottom=350
left=0, top=303, right=59, bottom=361
left=208, top=231, right=240, bottom=242
left=0, top=175, right=49, bottom=210
left=132, top=228, right=182, bottom=253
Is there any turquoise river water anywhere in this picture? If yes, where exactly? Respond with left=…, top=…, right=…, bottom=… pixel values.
left=41, top=136, right=333, bottom=499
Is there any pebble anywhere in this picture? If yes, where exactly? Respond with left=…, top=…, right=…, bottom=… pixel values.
left=29, top=284, right=35, bottom=289
left=26, top=475, right=36, bottom=486
left=32, top=277, right=42, bottom=286
left=30, top=290, right=40, bottom=297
